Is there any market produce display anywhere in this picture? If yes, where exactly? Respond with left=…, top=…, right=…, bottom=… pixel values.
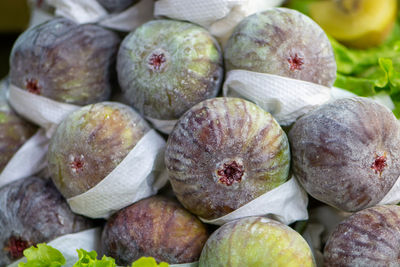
left=1, top=0, right=400, bottom=266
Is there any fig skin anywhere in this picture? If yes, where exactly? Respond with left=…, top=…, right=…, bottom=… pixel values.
left=0, top=176, right=94, bottom=266
left=101, top=196, right=209, bottom=265
left=224, top=7, right=336, bottom=87
left=117, top=19, right=223, bottom=120
left=47, top=102, right=150, bottom=198
left=324, top=205, right=400, bottom=267
left=97, top=0, right=139, bottom=12
left=199, top=216, right=316, bottom=267
left=0, top=85, right=36, bottom=173
left=165, top=97, right=290, bottom=220
left=10, top=18, right=120, bottom=105
left=289, top=97, right=400, bottom=212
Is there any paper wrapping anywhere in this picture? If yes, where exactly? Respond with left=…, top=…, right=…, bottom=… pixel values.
left=47, top=0, right=154, bottom=32
left=67, top=130, right=168, bottom=219
left=154, top=0, right=285, bottom=46
left=200, top=177, right=309, bottom=226
left=145, top=116, right=178, bottom=135
left=223, top=70, right=332, bottom=126
left=8, top=85, right=80, bottom=138
left=0, top=129, right=48, bottom=188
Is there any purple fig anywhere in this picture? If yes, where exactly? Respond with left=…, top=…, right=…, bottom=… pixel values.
left=165, top=97, right=290, bottom=220
left=117, top=19, right=223, bottom=120
left=101, top=196, right=209, bottom=265
left=97, top=0, right=139, bottom=13
left=47, top=102, right=150, bottom=198
left=224, top=8, right=336, bottom=87
left=10, top=18, right=120, bottom=105
left=324, top=205, right=400, bottom=267
left=0, top=176, right=94, bottom=266
left=289, top=97, right=400, bottom=212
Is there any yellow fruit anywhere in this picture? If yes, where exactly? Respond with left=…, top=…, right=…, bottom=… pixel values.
left=310, top=0, right=397, bottom=48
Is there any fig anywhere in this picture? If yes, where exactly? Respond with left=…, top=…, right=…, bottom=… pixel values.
left=47, top=102, right=150, bottom=198
left=310, top=0, right=397, bottom=49
left=0, top=83, right=36, bottom=173
left=10, top=18, right=120, bottom=105
left=101, top=196, right=209, bottom=265
left=0, top=176, right=94, bottom=266
left=324, top=205, right=400, bottom=266
left=97, top=0, right=139, bottom=13
left=224, top=7, right=336, bottom=87
left=165, top=97, right=290, bottom=220
left=199, top=216, right=316, bottom=267
left=117, top=19, right=223, bottom=120
left=289, top=97, right=400, bottom=212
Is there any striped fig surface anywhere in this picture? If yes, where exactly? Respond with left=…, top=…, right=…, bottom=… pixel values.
left=47, top=102, right=150, bottom=198
left=165, top=97, right=290, bottom=220
left=0, top=177, right=94, bottom=266
left=117, top=19, right=223, bottom=120
left=10, top=18, right=120, bottom=105
left=289, top=97, right=400, bottom=212
left=101, top=196, right=209, bottom=265
left=224, top=8, right=336, bottom=87
left=324, top=205, right=400, bottom=267
left=199, top=216, right=316, bottom=267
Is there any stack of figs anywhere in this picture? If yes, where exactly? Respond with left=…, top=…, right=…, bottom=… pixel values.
left=1, top=2, right=400, bottom=267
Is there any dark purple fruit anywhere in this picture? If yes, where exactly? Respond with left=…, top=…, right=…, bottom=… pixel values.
left=324, top=205, right=400, bottom=266
left=0, top=84, right=36, bottom=173
left=289, top=97, right=400, bottom=212
left=117, top=19, right=223, bottom=120
left=97, top=0, right=139, bottom=13
left=0, top=176, right=94, bottom=266
left=101, top=196, right=209, bottom=265
left=165, top=97, right=290, bottom=220
left=10, top=18, right=120, bottom=105
left=224, top=8, right=336, bottom=87
left=47, top=102, right=150, bottom=198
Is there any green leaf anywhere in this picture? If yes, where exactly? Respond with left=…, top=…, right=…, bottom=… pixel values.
left=73, top=249, right=116, bottom=267
left=131, top=257, right=169, bottom=267
left=18, top=243, right=65, bottom=267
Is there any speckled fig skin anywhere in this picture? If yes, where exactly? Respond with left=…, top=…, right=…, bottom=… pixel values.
left=224, top=8, right=336, bottom=87
left=117, top=19, right=223, bottom=120
left=101, top=196, right=209, bottom=265
left=324, top=205, right=400, bottom=267
left=0, top=84, right=36, bottom=173
left=97, top=0, right=139, bottom=12
left=10, top=18, right=120, bottom=105
left=165, top=97, right=290, bottom=220
left=199, top=216, right=316, bottom=267
left=47, top=102, right=150, bottom=198
left=289, top=97, right=400, bottom=212
left=0, top=176, right=94, bottom=266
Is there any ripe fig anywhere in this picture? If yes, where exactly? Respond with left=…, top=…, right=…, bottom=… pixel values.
left=97, top=0, right=139, bottom=13
left=165, top=97, right=290, bottom=220
left=310, top=0, right=397, bottom=49
left=117, top=19, right=223, bottom=120
left=10, top=18, right=120, bottom=105
left=47, top=102, right=150, bottom=198
left=224, top=8, right=336, bottom=87
left=324, top=205, right=400, bottom=266
left=199, top=216, right=316, bottom=267
left=289, top=97, right=400, bottom=212
left=0, top=176, right=94, bottom=266
left=0, top=84, right=36, bottom=173
left=101, top=196, right=209, bottom=265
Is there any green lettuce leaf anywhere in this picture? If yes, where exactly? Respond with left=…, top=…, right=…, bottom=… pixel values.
left=18, top=244, right=65, bottom=267
left=131, top=257, right=169, bottom=267
left=73, top=249, right=116, bottom=267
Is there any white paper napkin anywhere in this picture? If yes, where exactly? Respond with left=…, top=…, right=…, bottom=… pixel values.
left=145, top=116, right=178, bottom=135
left=47, top=0, right=154, bottom=32
left=67, top=130, right=168, bottom=219
left=200, top=176, right=309, bottom=226
left=154, top=0, right=285, bottom=46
